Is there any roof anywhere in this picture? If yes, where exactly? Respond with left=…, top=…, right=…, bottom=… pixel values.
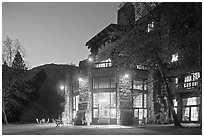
left=85, top=23, right=125, bottom=54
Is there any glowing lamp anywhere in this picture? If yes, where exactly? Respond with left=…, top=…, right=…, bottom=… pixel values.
left=88, top=57, right=93, bottom=62
left=60, top=85, right=65, bottom=90
left=78, top=77, right=83, bottom=82
left=124, top=74, right=129, bottom=78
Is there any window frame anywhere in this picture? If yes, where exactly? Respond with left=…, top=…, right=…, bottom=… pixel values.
left=94, top=58, right=112, bottom=68
left=133, top=93, right=147, bottom=119
left=92, top=77, right=116, bottom=89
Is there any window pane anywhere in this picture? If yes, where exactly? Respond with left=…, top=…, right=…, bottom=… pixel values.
left=110, top=108, right=116, bottom=118
left=93, top=109, right=98, bottom=118
left=192, top=81, right=198, bottom=87
left=144, top=94, right=147, bottom=108
left=174, top=108, right=177, bottom=114
left=73, top=110, right=76, bottom=118
left=93, top=93, right=99, bottom=108
left=139, top=109, right=143, bottom=120
left=98, top=77, right=110, bottom=88
left=110, top=77, right=116, bottom=88
left=93, top=78, right=98, bottom=89
left=144, top=82, right=147, bottom=90
left=134, top=109, right=139, bottom=118
left=133, top=94, right=143, bottom=108
left=182, top=107, right=190, bottom=121
left=191, top=107, right=199, bottom=121
left=143, top=109, right=147, bottom=118
left=171, top=53, right=178, bottom=62
left=110, top=92, right=116, bottom=107
left=184, top=75, right=192, bottom=82
left=182, top=97, right=200, bottom=106
left=73, top=97, right=76, bottom=109
left=107, top=62, right=112, bottom=67
left=173, top=99, right=178, bottom=106
left=133, top=80, right=143, bottom=90
left=192, top=72, right=200, bottom=81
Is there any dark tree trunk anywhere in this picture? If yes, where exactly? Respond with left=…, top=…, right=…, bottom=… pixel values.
left=165, top=83, right=182, bottom=127
left=157, top=58, right=182, bottom=127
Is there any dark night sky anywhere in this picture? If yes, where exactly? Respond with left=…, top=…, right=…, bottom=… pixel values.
left=2, top=2, right=121, bottom=68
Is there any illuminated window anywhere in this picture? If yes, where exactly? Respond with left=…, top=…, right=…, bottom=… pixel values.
left=173, top=99, right=178, bottom=106
left=182, top=97, right=200, bottom=122
left=182, top=97, right=200, bottom=106
left=93, top=93, right=99, bottom=108
left=134, top=109, right=147, bottom=120
left=93, top=109, right=98, bottom=118
left=136, top=65, right=147, bottom=70
left=133, top=93, right=147, bottom=120
left=182, top=107, right=190, bottom=121
left=191, top=107, right=199, bottom=121
left=171, top=53, right=178, bottom=62
left=133, top=81, right=143, bottom=90
left=93, top=77, right=116, bottom=89
left=174, top=77, right=179, bottom=89
left=133, top=80, right=147, bottom=90
left=184, top=72, right=200, bottom=89
left=73, top=97, right=76, bottom=110
left=133, top=93, right=147, bottom=108
left=143, top=94, right=147, bottom=108
left=94, top=58, right=112, bottom=68
left=73, top=110, right=76, bottom=118
left=173, top=99, right=178, bottom=114
left=133, top=94, right=143, bottom=108
left=110, top=92, right=116, bottom=107
left=110, top=108, right=116, bottom=118
left=147, top=22, right=154, bottom=32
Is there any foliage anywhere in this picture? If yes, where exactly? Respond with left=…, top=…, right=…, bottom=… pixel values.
left=2, top=36, right=26, bottom=67
left=101, top=2, right=201, bottom=126
left=2, top=51, right=30, bottom=123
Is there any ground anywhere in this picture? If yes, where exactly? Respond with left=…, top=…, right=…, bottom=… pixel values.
left=2, top=123, right=202, bottom=135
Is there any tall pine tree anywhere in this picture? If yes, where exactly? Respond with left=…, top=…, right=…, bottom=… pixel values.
left=2, top=51, right=30, bottom=123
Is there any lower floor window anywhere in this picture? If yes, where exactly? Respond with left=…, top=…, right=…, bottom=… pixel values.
left=182, top=106, right=199, bottom=121
left=93, top=109, right=98, bottom=118
left=182, top=97, right=200, bottom=122
left=134, top=109, right=147, bottom=120
left=92, top=92, right=116, bottom=119
left=110, top=108, right=116, bottom=118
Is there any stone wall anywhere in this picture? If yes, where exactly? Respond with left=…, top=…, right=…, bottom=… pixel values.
left=147, top=71, right=155, bottom=124
left=117, top=75, right=133, bottom=125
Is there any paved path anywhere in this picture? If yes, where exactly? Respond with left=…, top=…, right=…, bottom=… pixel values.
left=2, top=123, right=202, bottom=135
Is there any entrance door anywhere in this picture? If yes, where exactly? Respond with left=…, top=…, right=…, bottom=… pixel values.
left=98, top=93, right=110, bottom=124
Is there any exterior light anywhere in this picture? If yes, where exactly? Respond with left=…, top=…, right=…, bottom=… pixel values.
left=124, top=74, right=129, bottom=78
left=78, top=77, right=83, bottom=82
left=88, top=57, right=93, bottom=62
left=60, top=85, right=65, bottom=90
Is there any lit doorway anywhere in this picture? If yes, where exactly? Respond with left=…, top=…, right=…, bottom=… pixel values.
left=93, top=92, right=116, bottom=124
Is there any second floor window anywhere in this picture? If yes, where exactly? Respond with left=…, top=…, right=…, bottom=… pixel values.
left=184, top=72, right=200, bottom=89
left=94, top=58, right=112, bottom=68
left=133, top=80, right=147, bottom=90
left=147, top=22, right=154, bottom=32
left=93, top=77, right=116, bottom=89
left=171, top=53, right=179, bottom=62
left=174, top=72, right=200, bottom=89
left=136, top=65, right=147, bottom=70
left=72, top=82, right=79, bottom=93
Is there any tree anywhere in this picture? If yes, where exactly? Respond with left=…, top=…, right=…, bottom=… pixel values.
left=20, top=69, right=47, bottom=123
left=2, top=51, right=29, bottom=124
left=2, top=36, right=26, bottom=67
left=104, top=2, right=201, bottom=127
